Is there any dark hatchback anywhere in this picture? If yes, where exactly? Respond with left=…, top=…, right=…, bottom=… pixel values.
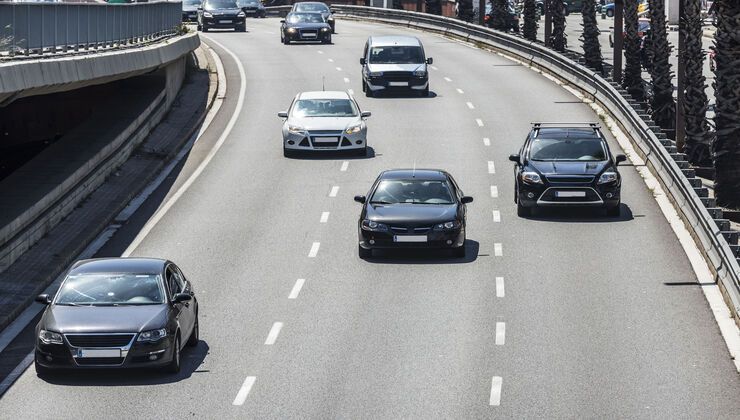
left=197, top=0, right=246, bottom=32
left=237, top=0, right=266, bottom=18
left=354, top=169, right=473, bottom=258
left=281, top=12, right=332, bottom=44
left=509, top=123, right=626, bottom=217
left=182, top=0, right=201, bottom=22
left=34, top=258, right=199, bottom=375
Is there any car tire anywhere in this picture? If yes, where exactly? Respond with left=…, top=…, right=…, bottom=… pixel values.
left=238, top=25, right=246, bottom=32
left=517, top=203, right=531, bottom=217
left=34, top=359, right=51, bottom=376
left=453, top=245, right=466, bottom=258
left=283, top=36, right=290, bottom=45
left=186, top=313, right=199, bottom=347
left=365, top=86, right=373, bottom=98
left=283, top=146, right=292, bottom=158
left=606, top=205, right=621, bottom=217
left=202, top=24, right=209, bottom=32
left=197, top=23, right=202, bottom=31
left=359, top=245, right=372, bottom=259
left=165, top=336, right=181, bottom=374
left=607, top=9, right=614, bottom=17
left=322, top=35, right=331, bottom=44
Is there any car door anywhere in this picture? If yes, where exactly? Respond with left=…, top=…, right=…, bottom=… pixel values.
left=448, top=175, right=467, bottom=224
left=166, top=265, right=194, bottom=343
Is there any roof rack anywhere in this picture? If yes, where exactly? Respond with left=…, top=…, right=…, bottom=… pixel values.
left=531, top=122, right=601, bottom=128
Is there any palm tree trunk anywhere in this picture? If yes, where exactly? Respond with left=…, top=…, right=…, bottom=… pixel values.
left=548, top=0, right=567, bottom=51
left=623, top=0, right=645, bottom=101
left=425, top=0, right=442, bottom=15
left=580, top=0, right=603, bottom=71
left=456, top=0, right=474, bottom=21
left=491, top=0, right=510, bottom=31
left=522, top=0, right=538, bottom=41
left=647, top=0, right=676, bottom=136
left=713, top=0, right=740, bottom=208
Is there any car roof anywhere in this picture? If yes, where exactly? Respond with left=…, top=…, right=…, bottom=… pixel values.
left=368, top=36, right=422, bottom=47
left=293, top=2, right=329, bottom=7
left=534, top=127, right=602, bottom=139
left=298, top=91, right=351, bottom=100
left=379, top=169, right=449, bottom=181
left=70, top=258, right=168, bottom=275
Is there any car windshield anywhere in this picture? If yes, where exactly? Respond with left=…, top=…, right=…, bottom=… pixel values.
left=294, top=3, right=329, bottom=12
left=369, top=46, right=424, bottom=64
left=184, top=0, right=201, bottom=5
left=287, top=12, right=325, bottom=23
left=238, top=0, right=260, bottom=5
left=370, top=179, right=455, bottom=205
left=530, top=138, right=607, bottom=161
left=55, top=273, right=165, bottom=306
left=292, top=99, right=358, bottom=117
left=206, top=0, right=237, bottom=9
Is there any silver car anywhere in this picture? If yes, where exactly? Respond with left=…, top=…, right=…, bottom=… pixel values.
left=278, top=91, right=371, bottom=157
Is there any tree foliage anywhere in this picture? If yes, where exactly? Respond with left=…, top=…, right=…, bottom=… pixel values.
left=580, top=0, right=603, bottom=71
left=522, top=0, right=538, bottom=41
left=548, top=0, right=567, bottom=51
left=623, top=0, right=645, bottom=101
left=647, top=0, right=676, bottom=134
left=681, top=0, right=711, bottom=166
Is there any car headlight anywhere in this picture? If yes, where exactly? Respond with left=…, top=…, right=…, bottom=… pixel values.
left=203, top=11, right=213, bottom=17
left=361, top=220, right=389, bottom=232
left=138, top=328, right=167, bottom=342
left=521, top=171, right=543, bottom=184
left=413, top=70, right=427, bottom=77
left=434, top=221, right=461, bottom=230
left=327, top=17, right=334, bottom=21
left=598, top=171, right=619, bottom=184
left=288, top=124, right=305, bottom=133
left=345, top=124, right=362, bottom=134
left=237, top=11, right=246, bottom=17
left=287, top=27, right=297, bottom=33
left=321, top=27, right=330, bottom=32
left=39, top=329, right=63, bottom=345
left=367, top=71, right=383, bottom=77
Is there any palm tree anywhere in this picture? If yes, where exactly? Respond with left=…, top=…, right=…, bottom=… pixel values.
left=580, top=0, right=603, bottom=71
left=712, top=0, right=740, bottom=208
left=491, top=0, right=510, bottom=31
left=623, top=0, right=644, bottom=101
left=646, top=0, right=676, bottom=135
left=681, top=0, right=711, bottom=166
left=522, top=0, right=538, bottom=41
left=456, top=0, right=475, bottom=21
left=425, top=0, right=442, bottom=15
left=549, top=0, right=567, bottom=51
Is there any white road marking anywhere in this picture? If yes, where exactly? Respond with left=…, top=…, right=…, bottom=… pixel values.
left=336, top=67, right=342, bottom=71
left=457, top=88, right=464, bottom=94
left=492, top=210, right=501, bottom=223
left=496, top=277, right=505, bottom=297
left=466, top=102, right=475, bottom=109
left=329, top=186, right=339, bottom=197
left=494, top=243, right=503, bottom=256
left=320, top=212, right=330, bottom=223
left=348, top=89, right=355, bottom=95
left=430, top=65, right=438, bottom=70
left=289, top=278, right=305, bottom=299
left=488, top=161, right=496, bottom=174
left=483, top=137, right=491, bottom=146
left=340, top=161, right=349, bottom=171
left=233, top=376, right=257, bottom=406
left=308, top=242, right=321, bottom=258
left=343, top=77, right=350, bottom=83
left=444, top=76, right=452, bottom=82
left=264, top=322, right=283, bottom=345
left=490, top=186, right=498, bottom=197
left=489, top=377, right=503, bottom=406
left=476, top=119, right=484, bottom=127
left=328, top=58, right=333, bottom=62
left=495, top=322, right=506, bottom=345
left=317, top=50, right=324, bottom=54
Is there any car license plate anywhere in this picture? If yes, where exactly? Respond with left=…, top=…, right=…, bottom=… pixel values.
left=77, top=348, right=121, bottom=358
left=313, top=137, right=338, bottom=143
left=394, top=235, right=427, bottom=243
left=219, top=20, right=231, bottom=23
left=303, top=33, right=317, bottom=37
left=557, top=191, right=586, bottom=197
left=389, top=81, right=409, bottom=87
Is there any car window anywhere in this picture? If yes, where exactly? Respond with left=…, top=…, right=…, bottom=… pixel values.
left=292, top=99, right=358, bottom=117
left=166, top=267, right=183, bottom=297
left=529, top=138, right=607, bottom=161
left=184, top=0, right=201, bottom=5
left=237, top=0, right=260, bottom=5
left=295, top=3, right=329, bottom=12
left=205, top=0, right=237, bottom=8
left=55, top=273, right=165, bottom=305
left=371, top=180, right=455, bottom=205
left=369, top=46, right=424, bottom=64
left=287, top=12, right=325, bottom=23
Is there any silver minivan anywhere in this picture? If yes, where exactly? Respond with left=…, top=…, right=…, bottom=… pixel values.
left=360, top=36, right=433, bottom=97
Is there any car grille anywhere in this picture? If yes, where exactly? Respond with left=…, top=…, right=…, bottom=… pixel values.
left=545, top=175, right=595, bottom=184
left=539, top=188, right=602, bottom=203
left=300, top=29, right=319, bottom=38
left=65, top=334, right=135, bottom=348
left=75, top=357, right=125, bottom=366
left=382, top=71, right=413, bottom=81
left=390, top=226, right=432, bottom=234
left=309, top=130, right=343, bottom=149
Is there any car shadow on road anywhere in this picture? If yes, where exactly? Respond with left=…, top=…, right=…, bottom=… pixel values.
left=38, top=341, right=210, bottom=386
left=523, top=203, right=635, bottom=223
left=363, top=240, right=479, bottom=264
left=285, top=146, right=377, bottom=160
left=369, top=91, right=438, bottom=99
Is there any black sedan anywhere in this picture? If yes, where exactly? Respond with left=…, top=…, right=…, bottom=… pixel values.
left=354, top=169, right=473, bottom=258
left=509, top=123, right=626, bottom=217
left=197, top=0, right=247, bottom=32
left=34, top=258, right=198, bottom=375
left=237, top=0, right=266, bottom=18
left=281, top=12, right=332, bottom=44
left=291, top=1, right=335, bottom=33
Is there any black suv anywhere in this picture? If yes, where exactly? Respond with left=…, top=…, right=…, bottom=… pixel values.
left=509, top=123, right=626, bottom=217
left=197, top=0, right=246, bottom=32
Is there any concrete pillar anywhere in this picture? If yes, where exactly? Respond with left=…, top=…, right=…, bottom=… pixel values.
left=666, top=0, right=679, bottom=25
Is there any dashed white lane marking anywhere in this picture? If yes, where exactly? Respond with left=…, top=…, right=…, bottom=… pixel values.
left=494, top=243, right=503, bottom=257
left=320, top=212, right=330, bottom=223
left=343, top=77, right=350, bottom=83
left=492, top=210, right=501, bottom=223
left=496, top=277, right=505, bottom=297
left=457, top=88, right=464, bottom=94
left=233, top=376, right=256, bottom=406
left=328, top=58, right=333, bottom=62
left=490, top=186, right=498, bottom=198
left=483, top=137, right=491, bottom=146
left=265, top=322, right=284, bottom=345
left=476, top=119, right=484, bottom=127
left=329, top=186, right=339, bottom=197
left=336, top=67, right=342, bottom=71
left=430, top=65, right=438, bottom=70
left=444, top=76, right=452, bottom=82
left=348, top=89, right=355, bottom=95
left=289, top=278, right=305, bottom=299
left=495, top=322, right=506, bottom=345
left=488, top=161, right=496, bottom=174
left=489, top=377, right=503, bottom=406
left=466, top=102, right=475, bottom=109
left=317, top=50, right=324, bottom=54
left=308, top=242, right=320, bottom=258
left=340, top=161, right=349, bottom=171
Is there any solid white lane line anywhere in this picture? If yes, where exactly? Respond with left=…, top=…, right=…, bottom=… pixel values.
left=495, top=322, right=506, bottom=345
left=457, top=88, right=464, bottom=94
left=340, top=161, right=349, bottom=171
left=492, top=210, right=501, bottom=223
left=329, top=186, right=339, bottom=197
left=488, top=161, right=496, bottom=174
left=466, top=102, right=475, bottom=109
left=496, top=277, right=505, bottom=297
left=336, top=67, right=342, bottom=71
left=430, top=65, right=438, bottom=70
left=444, top=76, right=452, bottom=82
left=289, top=278, right=305, bottom=299
left=264, top=322, right=283, bottom=345
left=489, top=377, right=503, bottom=406
left=483, top=137, right=491, bottom=146
left=343, top=77, right=350, bottom=83
left=490, top=186, right=498, bottom=198
left=308, top=242, right=320, bottom=258
left=494, top=243, right=503, bottom=257
left=233, top=376, right=256, bottom=406
left=476, top=119, right=484, bottom=127
left=320, top=212, right=330, bottom=223
left=348, top=89, right=355, bottom=95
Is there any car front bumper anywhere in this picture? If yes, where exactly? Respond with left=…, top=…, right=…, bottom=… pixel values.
left=202, top=16, right=245, bottom=28
left=284, top=29, right=332, bottom=42
left=35, top=336, right=176, bottom=370
left=517, top=182, right=621, bottom=208
left=359, top=227, right=465, bottom=250
left=283, top=129, right=366, bottom=151
left=365, top=76, right=428, bottom=92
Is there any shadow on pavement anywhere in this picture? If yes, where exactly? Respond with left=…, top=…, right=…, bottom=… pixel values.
left=523, top=203, right=635, bottom=223
left=286, top=146, right=377, bottom=160
left=369, top=91, right=438, bottom=99
left=363, top=239, right=479, bottom=264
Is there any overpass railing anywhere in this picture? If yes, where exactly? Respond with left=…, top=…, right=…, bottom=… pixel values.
left=0, top=1, right=182, bottom=58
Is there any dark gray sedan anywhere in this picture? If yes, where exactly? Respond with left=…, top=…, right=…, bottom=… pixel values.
left=34, top=258, right=198, bottom=375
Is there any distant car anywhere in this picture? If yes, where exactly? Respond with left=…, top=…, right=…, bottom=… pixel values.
left=278, top=91, right=370, bottom=156
left=508, top=123, right=626, bottom=217
left=280, top=12, right=332, bottom=44
left=292, top=1, right=335, bottom=33
left=360, top=35, right=433, bottom=98
left=535, top=0, right=569, bottom=16
left=237, top=0, right=265, bottom=18
left=602, top=0, right=647, bottom=17
left=354, top=169, right=473, bottom=258
left=197, top=0, right=246, bottom=32
left=34, top=258, right=199, bottom=375
left=484, top=2, right=520, bottom=32
left=609, top=17, right=650, bottom=47
left=182, top=0, right=201, bottom=22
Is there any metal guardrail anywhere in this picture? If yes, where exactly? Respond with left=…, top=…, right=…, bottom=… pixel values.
left=0, top=1, right=182, bottom=57
left=331, top=5, right=740, bottom=322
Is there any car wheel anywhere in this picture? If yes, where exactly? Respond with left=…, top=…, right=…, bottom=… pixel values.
left=202, top=24, right=209, bottom=32
left=322, top=35, right=331, bottom=44
left=197, top=23, right=202, bottom=31
left=453, top=245, right=466, bottom=258
left=283, top=145, right=293, bottom=158
left=365, top=86, right=373, bottom=98
left=283, top=36, right=290, bottom=45
left=606, top=205, right=621, bottom=217
left=359, top=245, right=372, bottom=259
left=238, top=25, right=246, bottom=32
left=166, top=336, right=181, bottom=374
left=420, top=87, right=429, bottom=97
left=607, top=9, right=614, bottom=17
left=34, top=359, right=51, bottom=376
left=517, top=203, right=531, bottom=217
left=186, top=313, right=199, bottom=347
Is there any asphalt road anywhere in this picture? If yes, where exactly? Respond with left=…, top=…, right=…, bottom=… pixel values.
left=1, top=18, right=738, bottom=419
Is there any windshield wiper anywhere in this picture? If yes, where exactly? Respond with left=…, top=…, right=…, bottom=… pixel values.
left=369, top=200, right=394, bottom=205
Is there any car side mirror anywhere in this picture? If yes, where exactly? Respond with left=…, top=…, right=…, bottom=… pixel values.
left=360, top=58, right=366, bottom=65
left=173, top=293, right=192, bottom=304
left=508, top=154, right=521, bottom=164
left=461, top=196, right=473, bottom=204
left=361, top=111, right=371, bottom=118
left=280, top=19, right=285, bottom=23
left=277, top=111, right=288, bottom=118
left=35, top=294, right=51, bottom=305
left=426, top=57, right=433, bottom=65
left=354, top=195, right=366, bottom=204
left=197, top=7, right=203, bottom=11
left=615, top=154, right=627, bottom=165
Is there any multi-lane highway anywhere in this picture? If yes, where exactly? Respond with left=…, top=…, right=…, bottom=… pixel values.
left=1, top=18, right=738, bottom=418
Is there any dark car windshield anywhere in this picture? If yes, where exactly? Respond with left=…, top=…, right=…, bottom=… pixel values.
left=371, top=179, right=455, bottom=205
left=369, top=46, right=424, bottom=64
left=55, top=273, right=165, bottom=306
left=238, top=0, right=260, bottom=5
left=205, top=0, right=237, bottom=9
left=184, top=0, right=201, bottom=5
left=294, top=2, right=329, bottom=12
left=530, top=138, right=607, bottom=161
left=292, top=99, right=357, bottom=117
left=287, top=12, right=325, bottom=23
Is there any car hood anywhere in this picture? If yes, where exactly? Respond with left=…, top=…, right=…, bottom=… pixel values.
left=183, top=5, right=199, bottom=11
left=529, top=160, right=609, bottom=175
left=366, top=204, right=458, bottom=225
left=42, top=304, right=169, bottom=334
left=288, top=116, right=359, bottom=130
left=366, top=63, right=426, bottom=73
left=286, top=22, right=331, bottom=29
left=206, top=7, right=242, bottom=15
